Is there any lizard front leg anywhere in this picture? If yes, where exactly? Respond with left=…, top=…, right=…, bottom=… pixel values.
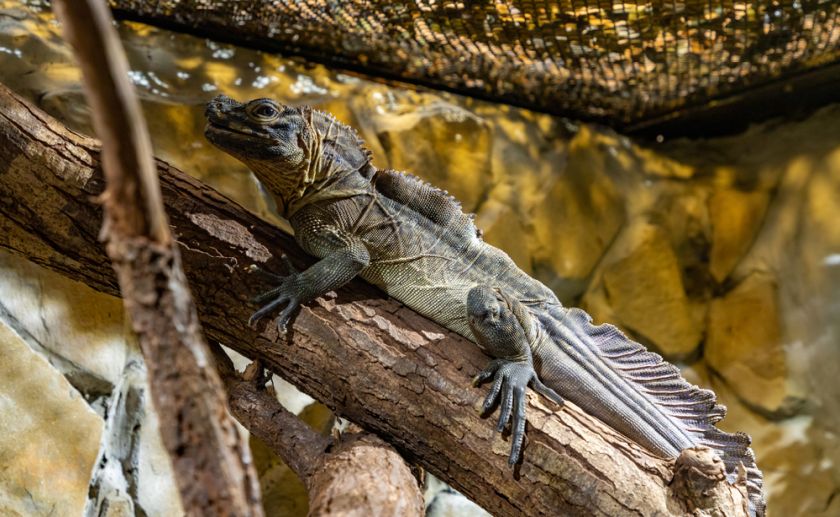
left=250, top=224, right=370, bottom=334
left=467, top=286, right=564, bottom=465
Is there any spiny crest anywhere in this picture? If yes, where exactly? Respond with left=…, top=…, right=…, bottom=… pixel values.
left=307, top=107, right=373, bottom=175
left=374, top=169, right=483, bottom=240
left=555, top=306, right=765, bottom=516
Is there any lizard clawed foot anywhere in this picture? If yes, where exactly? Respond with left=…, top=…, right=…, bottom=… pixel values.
left=248, top=255, right=301, bottom=336
left=474, top=359, right=564, bottom=465
left=246, top=255, right=299, bottom=285
left=248, top=291, right=301, bottom=335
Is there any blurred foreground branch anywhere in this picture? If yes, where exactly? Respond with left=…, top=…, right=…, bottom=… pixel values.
left=0, top=83, right=749, bottom=517
left=51, top=1, right=262, bottom=514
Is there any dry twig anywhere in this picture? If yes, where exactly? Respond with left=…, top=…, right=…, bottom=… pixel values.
left=51, top=1, right=262, bottom=514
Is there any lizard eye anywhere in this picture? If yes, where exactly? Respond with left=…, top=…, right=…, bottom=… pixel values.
left=248, top=101, right=280, bottom=121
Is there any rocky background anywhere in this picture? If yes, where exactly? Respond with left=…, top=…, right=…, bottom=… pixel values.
left=0, top=1, right=838, bottom=515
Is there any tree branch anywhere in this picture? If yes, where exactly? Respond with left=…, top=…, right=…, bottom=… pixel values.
left=0, top=83, right=749, bottom=517
left=210, top=345, right=424, bottom=516
left=50, top=1, right=262, bottom=514
left=210, top=347, right=330, bottom=486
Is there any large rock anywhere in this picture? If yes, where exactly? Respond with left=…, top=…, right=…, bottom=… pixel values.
left=367, top=92, right=493, bottom=212
left=599, top=223, right=703, bottom=359
left=530, top=126, right=625, bottom=287
left=0, top=320, right=102, bottom=516
left=687, top=363, right=840, bottom=517
left=708, top=189, right=769, bottom=283
left=476, top=187, right=534, bottom=276
left=705, top=271, right=790, bottom=414
left=0, top=252, right=183, bottom=516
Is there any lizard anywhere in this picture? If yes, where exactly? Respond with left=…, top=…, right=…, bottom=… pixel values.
left=204, top=94, right=766, bottom=516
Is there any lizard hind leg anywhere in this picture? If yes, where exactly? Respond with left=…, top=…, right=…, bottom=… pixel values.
left=468, top=286, right=564, bottom=465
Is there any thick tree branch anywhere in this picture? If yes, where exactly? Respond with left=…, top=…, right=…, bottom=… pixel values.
left=210, top=345, right=424, bottom=516
left=50, top=1, right=262, bottom=515
left=0, top=84, right=749, bottom=517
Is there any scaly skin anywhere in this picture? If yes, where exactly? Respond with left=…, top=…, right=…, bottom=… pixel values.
left=204, top=95, right=765, bottom=516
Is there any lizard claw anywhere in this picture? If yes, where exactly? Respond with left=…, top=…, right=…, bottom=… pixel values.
left=248, top=282, right=301, bottom=334
left=246, top=255, right=299, bottom=287
left=273, top=299, right=300, bottom=335
left=474, top=359, right=564, bottom=465
left=248, top=257, right=305, bottom=333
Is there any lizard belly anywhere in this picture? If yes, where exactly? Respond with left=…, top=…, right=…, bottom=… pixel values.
left=360, top=259, right=474, bottom=337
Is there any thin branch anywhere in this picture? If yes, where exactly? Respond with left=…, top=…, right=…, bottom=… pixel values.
left=49, top=1, right=262, bottom=514
left=210, top=344, right=425, bottom=515
left=209, top=345, right=330, bottom=486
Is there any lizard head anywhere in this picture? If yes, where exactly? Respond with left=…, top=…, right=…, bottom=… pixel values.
left=205, top=95, right=310, bottom=170
left=205, top=95, right=373, bottom=212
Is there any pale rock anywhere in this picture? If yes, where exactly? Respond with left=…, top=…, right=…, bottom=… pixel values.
left=705, top=271, right=790, bottom=414
left=425, top=474, right=490, bottom=517
left=0, top=252, right=127, bottom=386
left=0, top=252, right=182, bottom=516
left=600, top=223, right=703, bottom=359
left=0, top=320, right=102, bottom=516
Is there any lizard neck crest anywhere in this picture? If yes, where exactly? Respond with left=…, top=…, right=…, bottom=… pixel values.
left=270, top=107, right=374, bottom=218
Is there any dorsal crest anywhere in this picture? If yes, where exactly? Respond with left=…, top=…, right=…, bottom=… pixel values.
left=305, top=107, right=373, bottom=180
left=373, top=169, right=482, bottom=241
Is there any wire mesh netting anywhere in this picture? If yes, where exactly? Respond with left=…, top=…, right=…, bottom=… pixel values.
left=111, top=1, right=840, bottom=128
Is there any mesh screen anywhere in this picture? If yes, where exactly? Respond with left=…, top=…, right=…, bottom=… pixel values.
left=111, top=1, right=840, bottom=127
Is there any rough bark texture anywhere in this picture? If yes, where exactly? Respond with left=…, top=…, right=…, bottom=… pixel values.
left=308, top=431, right=425, bottom=517
left=0, top=83, right=750, bottom=517
left=211, top=346, right=424, bottom=516
left=49, top=2, right=263, bottom=515
left=671, top=447, right=751, bottom=517
left=220, top=362, right=332, bottom=487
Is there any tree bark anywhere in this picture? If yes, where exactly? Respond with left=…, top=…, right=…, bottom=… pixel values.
left=0, top=83, right=750, bottom=517
left=50, top=2, right=263, bottom=515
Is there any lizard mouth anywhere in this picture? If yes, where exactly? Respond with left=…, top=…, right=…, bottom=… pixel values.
left=205, top=121, right=273, bottom=142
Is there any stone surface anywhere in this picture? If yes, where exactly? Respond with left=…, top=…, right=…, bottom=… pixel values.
left=708, top=189, right=769, bottom=282
left=368, top=92, right=493, bottom=212
left=600, top=223, right=703, bottom=359
left=706, top=271, right=790, bottom=415
left=0, top=320, right=102, bottom=516
left=530, top=126, right=625, bottom=286
left=0, top=251, right=183, bottom=517
left=425, top=474, right=491, bottom=517
left=0, top=252, right=128, bottom=388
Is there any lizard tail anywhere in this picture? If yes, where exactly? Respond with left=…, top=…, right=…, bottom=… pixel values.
left=540, top=304, right=766, bottom=517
